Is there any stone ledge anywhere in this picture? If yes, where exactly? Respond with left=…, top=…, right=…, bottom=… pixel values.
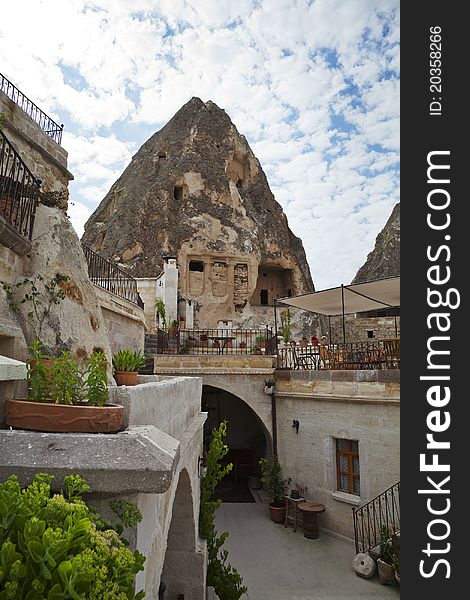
left=0, top=355, right=28, bottom=382
left=274, top=391, right=400, bottom=404
left=0, top=425, right=179, bottom=494
left=154, top=368, right=276, bottom=375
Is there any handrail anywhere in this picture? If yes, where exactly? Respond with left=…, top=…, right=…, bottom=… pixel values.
left=0, top=129, right=39, bottom=241
left=82, top=243, right=144, bottom=308
left=0, top=73, right=63, bottom=145
left=352, top=481, right=400, bottom=553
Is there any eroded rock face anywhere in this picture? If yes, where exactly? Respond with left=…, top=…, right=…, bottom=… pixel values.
left=352, top=203, right=400, bottom=284
left=82, top=98, right=315, bottom=330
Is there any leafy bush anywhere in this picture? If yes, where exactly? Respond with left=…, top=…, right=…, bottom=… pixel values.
left=379, top=525, right=394, bottom=565
left=199, top=421, right=247, bottom=600
left=258, top=457, right=290, bottom=505
left=27, top=348, right=109, bottom=406
left=112, top=350, right=147, bottom=373
left=0, top=473, right=145, bottom=599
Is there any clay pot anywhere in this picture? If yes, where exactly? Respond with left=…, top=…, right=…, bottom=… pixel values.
left=269, top=503, right=286, bottom=524
left=5, top=398, right=124, bottom=433
left=377, top=559, right=395, bottom=585
left=114, top=371, right=138, bottom=386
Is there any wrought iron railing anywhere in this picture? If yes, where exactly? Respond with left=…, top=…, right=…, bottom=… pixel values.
left=277, top=340, right=399, bottom=370
left=149, top=327, right=275, bottom=355
left=1, top=73, right=63, bottom=145
left=0, top=129, right=39, bottom=241
left=352, top=482, right=400, bottom=554
left=82, top=244, right=144, bottom=308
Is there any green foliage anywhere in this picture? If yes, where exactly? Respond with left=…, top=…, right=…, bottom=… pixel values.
left=392, top=552, right=400, bottom=574
left=112, top=350, right=146, bottom=373
left=84, top=352, right=109, bottom=407
left=280, top=308, right=292, bottom=343
left=379, top=525, right=394, bottom=565
left=0, top=274, right=69, bottom=351
left=0, top=473, right=145, bottom=599
left=258, top=457, right=290, bottom=505
left=109, top=500, right=143, bottom=537
left=264, top=379, right=275, bottom=387
left=27, top=350, right=109, bottom=406
left=154, top=299, right=167, bottom=333
left=199, top=421, right=247, bottom=600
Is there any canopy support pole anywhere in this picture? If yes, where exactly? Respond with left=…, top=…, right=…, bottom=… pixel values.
left=341, top=284, right=346, bottom=344
left=328, top=316, right=332, bottom=343
left=394, top=315, right=398, bottom=338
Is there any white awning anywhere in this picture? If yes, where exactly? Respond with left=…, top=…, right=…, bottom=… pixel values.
left=278, top=276, right=400, bottom=316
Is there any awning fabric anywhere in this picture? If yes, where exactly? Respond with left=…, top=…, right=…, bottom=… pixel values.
left=277, top=277, right=400, bottom=316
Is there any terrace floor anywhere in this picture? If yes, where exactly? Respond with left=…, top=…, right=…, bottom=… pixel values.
left=215, top=498, right=400, bottom=600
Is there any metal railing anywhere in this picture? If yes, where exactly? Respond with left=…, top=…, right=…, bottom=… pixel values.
left=352, top=482, right=400, bottom=554
left=277, top=340, right=399, bottom=370
left=1, top=73, right=63, bottom=145
left=0, top=129, right=39, bottom=241
left=82, top=243, right=144, bottom=308
left=148, top=327, right=275, bottom=355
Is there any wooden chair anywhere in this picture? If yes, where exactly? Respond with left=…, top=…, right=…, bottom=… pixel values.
left=382, top=338, right=400, bottom=368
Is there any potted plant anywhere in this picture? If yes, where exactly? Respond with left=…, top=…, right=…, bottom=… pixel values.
left=169, top=319, right=179, bottom=336
left=259, top=457, right=291, bottom=524
left=264, top=378, right=275, bottom=394
left=299, top=336, right=308, bottom=348
left=154, top=298, right=168, bottom=333
left=251, top=346, right=262, bottom=355
left=238, top=340, right=247, bottom=350
left=112, top=349, right=147, bottom=386
left=256, top=334, right=267, bottom=349
left=5, top=350, right=124, bottom=433
left=377, top=525, right=396, bottom=585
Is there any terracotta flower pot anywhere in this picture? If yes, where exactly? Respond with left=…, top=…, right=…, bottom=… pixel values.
left=269, top=502, right=286, bottom=524
left=5, top=398, right=124, bottom=433
left=114, top=371, right=138, bottom=386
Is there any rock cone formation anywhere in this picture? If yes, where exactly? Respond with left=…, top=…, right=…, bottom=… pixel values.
left=352, top=203, right=400, bottom=284
left=82, top=98, right=314, bottom=329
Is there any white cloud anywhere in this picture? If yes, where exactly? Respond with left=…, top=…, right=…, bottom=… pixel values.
left=0, top=0, right=400, bottom=288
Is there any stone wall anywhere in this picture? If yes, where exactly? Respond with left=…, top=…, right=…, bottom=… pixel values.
left=94, top=285, right=146, bottom=354
left=0, top=89, right=73, bottom=208
left=274, top=370, right=400, bottom=541
left=328, top=314, right=400, bottom=343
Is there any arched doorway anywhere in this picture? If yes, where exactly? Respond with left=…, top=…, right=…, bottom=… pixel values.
left=202, top=385, right=272, bottom=502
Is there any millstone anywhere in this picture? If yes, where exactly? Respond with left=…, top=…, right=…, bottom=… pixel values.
left=352, top=553, right=376, bottom=578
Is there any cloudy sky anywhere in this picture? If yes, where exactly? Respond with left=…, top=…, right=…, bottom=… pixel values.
left=1, top=0, right=399, bottom=289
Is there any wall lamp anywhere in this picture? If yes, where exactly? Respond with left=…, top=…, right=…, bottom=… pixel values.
left=292, top=419, right=300, bottom=434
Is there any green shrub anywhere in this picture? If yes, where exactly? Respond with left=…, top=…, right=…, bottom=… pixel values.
left=258, top=457, right=290, bottom=505
left=0, top=473, right=145, bottom=599
left=199, top=421, right=247, bottom=600
left=112, top=350, right=147, bottom=373
left=27, top=349, right=109, bottom=406
left=379, top=525, right=394, bottom=565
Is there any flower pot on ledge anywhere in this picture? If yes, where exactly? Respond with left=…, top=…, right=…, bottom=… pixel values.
left=114, top=371, right=139, bottom=386
left=4, top=398, right=124, bottom=433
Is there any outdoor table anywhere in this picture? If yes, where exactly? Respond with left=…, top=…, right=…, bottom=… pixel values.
left=297, top=502, right=325, bottom=539
left=207, top=336, right=235, bottom=354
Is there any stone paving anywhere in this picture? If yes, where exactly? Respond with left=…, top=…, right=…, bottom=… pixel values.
left=215, top=501, right=400, bottom=600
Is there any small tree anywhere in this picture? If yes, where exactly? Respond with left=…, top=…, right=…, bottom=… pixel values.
left=259, top=456, right=290, bottom=506
left=199, top=421, right=247, bottom=600
left=154, top=298, right=168, bottom=333
left=280, top=308, right=292, bottom=343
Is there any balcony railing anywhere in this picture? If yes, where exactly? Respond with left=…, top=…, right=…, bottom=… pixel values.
left=0, top=129, right=39, bottom=241
left=277, top=339, right=400, bottom=370
left=1, top=73, right=63, bottom=145
left=353, top=482, right=400, bottom=554
left=82, top=243, right=144, bottom=308
left=148, top=327, right=275, bottom=355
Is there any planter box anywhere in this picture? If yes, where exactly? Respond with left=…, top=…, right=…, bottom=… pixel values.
left=5, top=399, right=124, bottom=433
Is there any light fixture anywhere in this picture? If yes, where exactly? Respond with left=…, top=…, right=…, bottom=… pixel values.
left=292, top=419, right=300, bottom=434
